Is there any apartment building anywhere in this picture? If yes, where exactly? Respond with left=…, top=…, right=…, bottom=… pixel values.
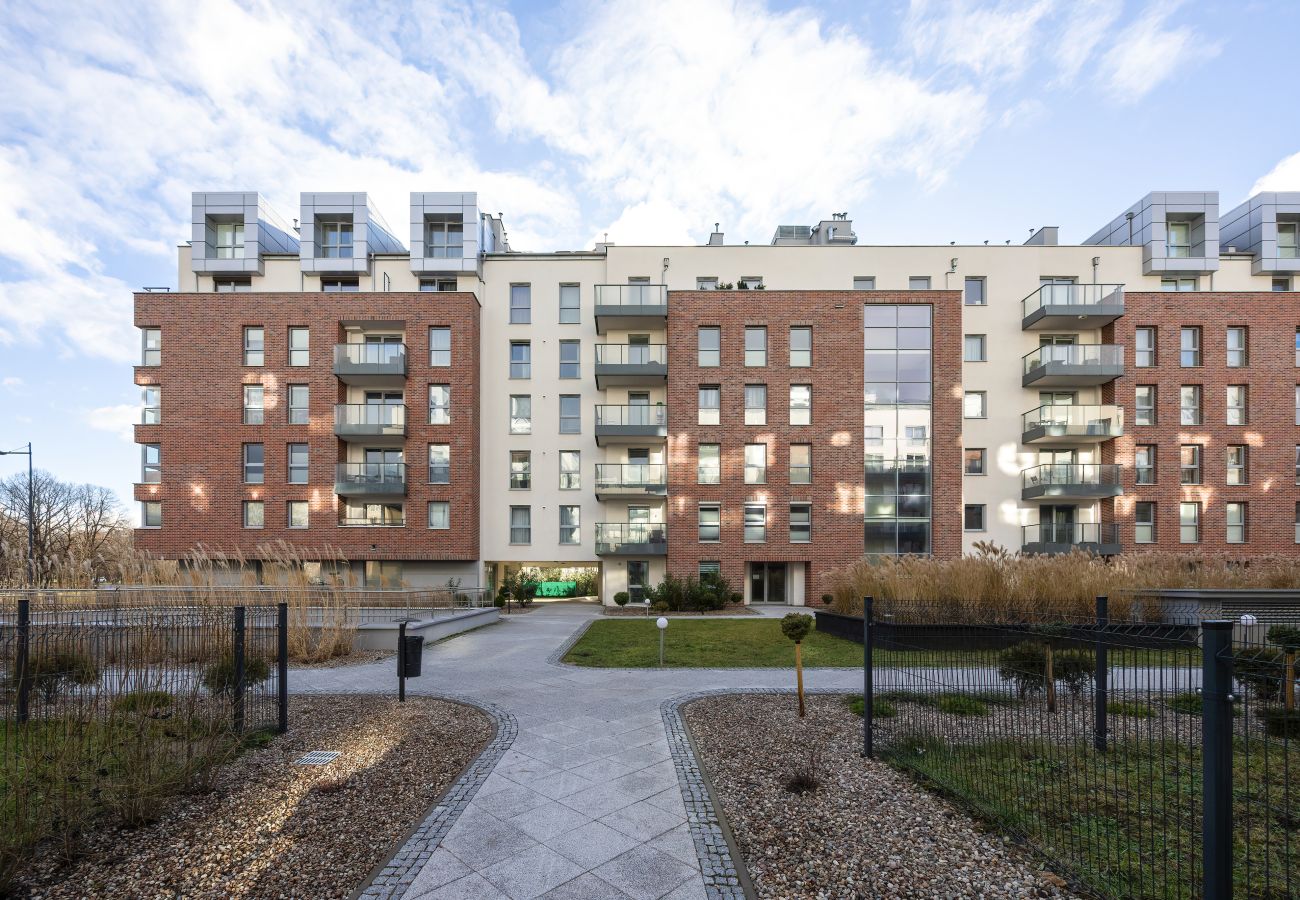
left=135, top=190, right=1300, bottom=602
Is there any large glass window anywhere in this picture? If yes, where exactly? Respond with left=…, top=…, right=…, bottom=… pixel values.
left=790, top=444, right=811, bottom=484
left=559, top=284, right=580, bottom=324
left=510, top=451, right=531, bottom=490
left=559, top=506, right=580, bottom=545
left=509, top=395, right=531, bottom=434
left=744, top=385, right=767, bottom=425
left=1227, top=327, right=1247, bottom=368
left=1135, top=445, right=1155, bottom=484
left=559, top=395, right=581, bottom=434
left=215, top=221, right=244, bottom=259
left=319, top=221, right=352, bottom=258
left=1135, top=502, right=1156, bottom=544
left=510, top=341, right=531, bottom=378
left=698, top=385, right=720, bottom=425
left=1136, top=385, right=1156, bottom=425
left=288, top=327, right=309, bottom=366
left=1180, top=444, right=1202, bottom=485
left=559, top=451, right=580, bottom=489
left=243, top=443, right=264, bottom=484
left=1135, top=327, right=1155, bottom=367
left=789, top=385, right=811, bottom=425
left=698, top=444, right=720, bottom=484
left=243, top=500, right=264, bottom=529
left=1180, top=327, right=1201, bottom=366
left=698, top=327, right=720, bottom=366
left=428, top=444, right=450, bottom=484
left=698, top=504, right=720, bottom=542
left=789, top=504, right=811, bottom=543
left=141, top=328, right=161, bottom=366
left=1280, top=222, right=1299, bottom=259
left=1227, top=445, right=1248, bottom=485
left=1226, top=502, right=1247, bottom=544
left=559, top=341, right=580, bottom=379
left=510, top=506, right=531, bottom=544
left=510, top=284, right=531, bottom=324
left=287, top=443, right=308, bottom=484
left=429, top=327, right=451, bottom=367
left=789, top=327, right=811, bottom=367
left=1167, top=221, right=1191, bottom=258
left=744, top=327, right=767, bottom=367
left=243, top=385, right=264, bottom=425
left=429, top=385, right=451, bottom=424
left=1180, top=385, right=1202, bottom=426
left=1180, top=502, right=1200, bottom=544
left=243, top=327, right=264, bottom=366
left=426, top=216, right=463, bottom=258
left=744, top=444, right=766, bottom=484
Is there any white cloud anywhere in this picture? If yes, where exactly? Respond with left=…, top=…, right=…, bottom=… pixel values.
left=1099, top=1, right=1214, bottom=102
left=2, top=377, right=21, bottom=389
left=1054, top=0, right=1123, bottom=81
left=905, top=0, right=1057, bottom=80
left=1252, top=152, right=1300, bottom=195
left=84, top=404, right=139, bottom=443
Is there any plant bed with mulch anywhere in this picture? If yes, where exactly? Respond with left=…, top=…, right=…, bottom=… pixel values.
left=563, top=618, right=857, bottom=667
left=683, top=693, right=1078, bottom=899
left=10, top=695, right=494, bottom=900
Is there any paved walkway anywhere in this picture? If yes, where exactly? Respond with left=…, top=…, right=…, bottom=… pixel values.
left=293, top=604, right=861, bottom=899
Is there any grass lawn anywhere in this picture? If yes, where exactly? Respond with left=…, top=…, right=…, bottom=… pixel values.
left=562, top=618, right=862, bottom=667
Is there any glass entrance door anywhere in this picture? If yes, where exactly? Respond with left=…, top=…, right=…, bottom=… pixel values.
left=749, top=563, right=787, bottom=604
left=627, top=561, right=648, bottom=604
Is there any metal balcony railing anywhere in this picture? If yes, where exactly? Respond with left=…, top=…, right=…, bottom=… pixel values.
left=594, top=464, right=667, bottom=492
left=1022, top=283, right=1125, bottom=319
left=594, top=523, right=667, bottom=555
left=594, top=344, right=667, bottom=366
left=334, top=342, right=407, bottom=367
left=1021, top=464, right=1122, bottom=491
left=334, top=403, right=406, bottom=429
left=1022, top=344, right=1124, bottom=373
left=1021, top=522, right=1121, bottom=548
left=335, top=462, right=407, bottom=491
left=1021, top=405, right=1123, bottom=439
left=594, top=405, right=667, bottom=428
left=593, top=284, right=667, bottom=307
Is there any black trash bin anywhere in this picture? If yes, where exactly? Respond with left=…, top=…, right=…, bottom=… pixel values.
left=400, top=634, right=424, bottom=677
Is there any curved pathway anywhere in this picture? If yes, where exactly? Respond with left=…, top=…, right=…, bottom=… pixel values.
left=292, top=604, right=861, bottom=899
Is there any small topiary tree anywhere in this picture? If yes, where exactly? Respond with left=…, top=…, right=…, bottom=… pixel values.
left=781, top=613, right=814, bottom=717
left=821, top=594, right=834, bottom=606
left=613, top=591, right=629, bottom=607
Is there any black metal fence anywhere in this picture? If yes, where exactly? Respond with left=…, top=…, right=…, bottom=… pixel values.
left=857, top=597, right=1299, bottom=900
left=1, top=594, right=288, bottom=891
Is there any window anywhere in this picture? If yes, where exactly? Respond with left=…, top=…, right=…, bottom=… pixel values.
left=243, top=500, right=264, bottom=529
left=427, top=501, right=450, bottom=530
left=963, top=448, right=986, bottom=475
left=141, top=444, right=161, bottom=483
left=509, top=395, right=531, bottom=434
left=1280, top=222, right=1299, bottom=259
left=559, top=506, right=580, bottom=545
left=214, top=278, right=252, bottom=294
left=141, top=501, right=161, bottom=528
left=509, top=506, right=531, bottom=544
left=854, top=276, right=876, bottom=290
left=559, top=284, right=580, bottom=324
left=1135, top=502, right=1156, bottom=544
left=1227, top=327, right=1247, bottom=368
left=1180, top=444, right=1202, bottom=485
left=288, top=385, right=309, bottom=425
left=698, top=385, right=720, bottom=425
left=319, top=220, right=352, bottom=258
left=559, top=450, right=580, bottom=490
left=739, top=275, right=763, bottom=289
left=909, top=276, right=931, bottom=290
left=1296, top=329, right=1300, bottom=367
left=287, top=443, right=308, bottom=484
left=744, top=327, right=767, bottom=366
left=321, top=277, right=359, bottom=292
left=559, top=395, right=581, bottom=434
left=1296, top=446, right=1300, bottom=484
left=345, top=503, right=404, bottom=527
left=698, top=444, right=720, bottom=484
left=1226, top=502, right=1247, bottom=544
left=215, top=221, right=244, bottom=259
left=1180, top=385, right=1202, bottom=425
left=790, top=327, right=811, bottom=367
left=699, top=561, right=721, bottom=580
left=509, top=341, right=531, bottom=378
left=1296, top=386, right=1300, bottom=425
left=1135, top=327, right=1156, bottom=367
left=419, top=278, right=457, bottom=292
left=429, top=327, right=450, bottom=367
left=1226, top=385, right=1247, bottom=425
left=509, top=284, right=531, bottom=324
left=242, top=443, right=264, bottom=484
left=1135, top=445, right=1156, bottom=484
left=287, top=327, right=309, bottom=366
left=243, top=326, right=264, bottom=366
left=695, top=277, right=718, bottom=290
left=744, top=385, right=767, bottom=425
left=142, top=386, right=160, bottom=424
left=288, top=501, right=308, bottom=529
left=1180, top=327, right=1200, bottom=366
left=963, top=504, right=986, bottom=532
left=744, top=444, right=767, bottom=484
left=510, top=451, right=531, bottom=490
left=1227, top=445, right=1248, bottom=485
left=1180, top=502, right=1200, bottom=543
left=963, top=277, right=985, bottom=306
left=744, top=504, right=766, bottom=542
left=963, top=335, right=986, bottom=362
left=559, top=340, right=580, bottom=379
left=1136, top=385, right=1156, bottom=425
left=141, top=328, right=161, bottom=366
left=963, top=391, right=986, bottom=419
left=789, top=504, right=811, bottom=543
left=698, top=327, right=720, bottom=366
left=428, top=444, right=450, bottom=484
left=429, top=385, right=451, bottom=424
left=789, top=385, right=811, bottom=425
left=698, top=504, right=720, bottom=542
left=425, top=216, right=463, bottom=258
left=1167, top=221, right=1191, bottom=258
left=243, top=385, right=264, bottom=425
left=790, top=444, right=811, bottom=484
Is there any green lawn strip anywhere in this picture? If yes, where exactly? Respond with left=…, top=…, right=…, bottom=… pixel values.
left=562, top=618, right=861, bottom=667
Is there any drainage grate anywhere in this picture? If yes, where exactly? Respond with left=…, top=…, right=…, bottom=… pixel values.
left=294, top=750, right=341, bottom=766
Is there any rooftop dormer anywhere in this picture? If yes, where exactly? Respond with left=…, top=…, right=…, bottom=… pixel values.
left=299, top=192, right=405, bottom=275
left=1084, top=192, right=1219, bottom=275
left=190, top=192, right=297, bottom=276
left=1220, top=192, right=1300, bottom=275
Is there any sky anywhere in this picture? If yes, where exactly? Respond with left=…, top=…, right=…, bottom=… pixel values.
left=1, top=0, right=1298, bottom=517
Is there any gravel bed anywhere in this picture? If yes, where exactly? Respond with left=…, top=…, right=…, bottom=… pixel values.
left=14, top=695, right=494, bottom=900
left=294, top=648, right=396, bottom=669
left=683, top=694, right=1078, bottom=899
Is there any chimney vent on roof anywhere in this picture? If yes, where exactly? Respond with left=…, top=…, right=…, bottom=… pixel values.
left=707, top=223, right=724, bottom=246
left=1024, top=226, right=1059, bottom=246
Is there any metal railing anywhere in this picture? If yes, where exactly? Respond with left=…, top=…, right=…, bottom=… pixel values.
left=1021, top=522, right=1121, bottom=547
left=594, top=463, right=667, bottom=491
left=334, top=403, right=406, bottom=429
left=1021, top=283, right=1124, bottom=318
left=1021, top=404, right=1123, bottom=436
left=1021, top=463, right=1122, bottom=490
left=334, top=342, right=407, bottom=368
left=1022, top=344, right=1123, bottom=373
left=594, top=284, right=668, bottom=307
left=594, top=344, right=667, bottom=366
left=594, top=405, right=667, bottom=427
left=595, top=523, right=667, bottom=553
left=335, top=462, right=407, bottom=488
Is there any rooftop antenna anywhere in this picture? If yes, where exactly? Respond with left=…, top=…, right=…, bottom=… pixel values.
left=1005, top=240, right=1011, bottom=245
left=983, top=240, right=989, bottom=245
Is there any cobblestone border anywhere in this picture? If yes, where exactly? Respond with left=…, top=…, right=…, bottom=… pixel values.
left=355, top=695, right=517, bottom=900
left=544, top=617, right=597, bottom=666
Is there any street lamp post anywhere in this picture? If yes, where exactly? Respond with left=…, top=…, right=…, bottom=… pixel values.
left=0, top=443, right=34, bottom=587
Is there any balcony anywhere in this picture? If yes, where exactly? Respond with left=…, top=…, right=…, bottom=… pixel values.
left=595, top=405, right=667, bottom=446
left=595, top=523, right=667, bottom=556
left=1021, top=464, right=1123, bottom=501
left=333, top=343, right=407, bottom=386
left=1021, top=405, right=1123, bottom=445
left=334, top=462, right=407, bottom=497
left=334, top=403, right=406, bottom=443
left=594, top=284, right=667, bottom=334
left=1021, top=284, right=1125, bottom=330
left=1022, top=344, right=1123, bottom=387
left=594, top=464, right=667, bottom=500
left=594, top=344, right=667, bottom=388
left=1021, top=523, right=1121, bottom=557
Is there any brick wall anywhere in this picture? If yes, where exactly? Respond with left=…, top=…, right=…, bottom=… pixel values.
left=664, top=290, right=962, bottom=601
left=133, top=291, right=480, bottom=561
left=1102, top=291, right=1300, bottom=554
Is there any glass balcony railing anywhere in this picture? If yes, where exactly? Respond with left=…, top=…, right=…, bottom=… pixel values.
left=335, top=462, right=407, bottom=491
left=1022, top=523, right=1120, bottom=549
left=333, top=342, right=407, bottom=377
left=1021, top=405, right=1123, bottom=440
left=1022, top=344, right=1124, bottom=373
left=595, top=405, right=667, bottom=428
left=334, top=403, right=406, bottom=430
left=1021, top=464, right=1122, bottom=492
left=594, top=344, right=667, bottom=366
left=594, top=284, right=667, bottom=307
left=594, top=464, right=667, bottom=493
left=1022, top=284, right=1124, bottom=319
left=595, top=523, right=667, bottom=555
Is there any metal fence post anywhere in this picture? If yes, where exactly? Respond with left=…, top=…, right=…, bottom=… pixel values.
left=862, top=596, right=874, bottom=759
left=15, top=596, right=31, bottom=725
left=398, top=620, right=407, bottom=702
left=232, top=605, right=246, bottom=734
left=277, top=602, right=289, bottom=733
left=1094, top=594, right=1108, bottom=752
left=1201, top=620, right=1234, bottom=900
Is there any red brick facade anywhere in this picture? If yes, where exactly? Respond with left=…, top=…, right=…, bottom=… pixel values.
left=1102, top=291, right=1300, bottom=554
left=133, top=292, right=480, bottom=561
left=664, top=290, right=962, bottom=601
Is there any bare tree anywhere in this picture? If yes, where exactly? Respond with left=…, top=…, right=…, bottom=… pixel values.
left=0, top=470, right=132, bottom=586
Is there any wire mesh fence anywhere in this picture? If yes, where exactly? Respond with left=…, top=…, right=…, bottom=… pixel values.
left=859, top=597, right=1300, bottom=899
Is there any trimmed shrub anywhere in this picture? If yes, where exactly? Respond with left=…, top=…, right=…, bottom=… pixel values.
left=1259, top=707, right=1300, bottom=738
left=821, top=593, right=834, bottom=606
left=997, top=641, right=1095, bottom=698
left=937, top=695, right=989, bottom=716
left=1168, top=692, right=1203, bottom=716
left=111, top=690, right=174, bottom=715
left=202, top=654, right=271, bottom=698
left=1267, top=625, right=1300, bottom=652
left=652, top=600, right=669, bottom=613
left=613, top=591, right=629, bottom=607
left=780, top=613, right=813, bottom=643
left=1106, top=700, right=1155, bottom=718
